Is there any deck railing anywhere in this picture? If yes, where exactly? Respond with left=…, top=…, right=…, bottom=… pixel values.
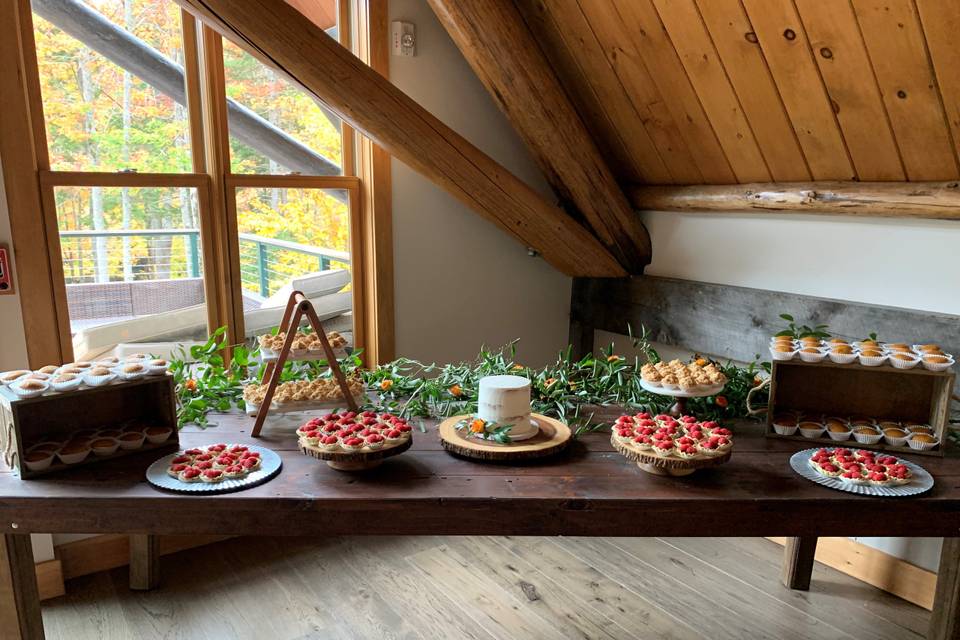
left=59, top=229, right=349, bottom=299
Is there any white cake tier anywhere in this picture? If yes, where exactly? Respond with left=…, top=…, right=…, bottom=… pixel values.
left=477, top=375, right=539, bottom=441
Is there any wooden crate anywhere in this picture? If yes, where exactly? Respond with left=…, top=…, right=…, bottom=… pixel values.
left=766, top=360, right=954, bottom=456
left=0, top=376, right=178, bottom=478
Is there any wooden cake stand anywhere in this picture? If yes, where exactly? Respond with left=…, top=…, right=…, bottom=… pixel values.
left=611, top=434, right=732, bottom=476
left=438, top=414, right=572, bottom=461
left=300, top=437, right=412, bottom=471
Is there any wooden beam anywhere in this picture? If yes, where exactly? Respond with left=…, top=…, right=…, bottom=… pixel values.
left=0, top=534, right=44, bottom=640
left=629, top=181, right=960, bottom=220
left=781, top=536, right=817, bottom=590
left=172, top=0, right=625, bottom=277
left=428, top=0, right=651, bottom=272
left=930, top=538, right=960, bottom=640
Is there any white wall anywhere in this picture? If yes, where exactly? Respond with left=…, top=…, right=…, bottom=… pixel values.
left=388, top=0, right=572, bottom=368
left=634, top=210, right=960, bottom=573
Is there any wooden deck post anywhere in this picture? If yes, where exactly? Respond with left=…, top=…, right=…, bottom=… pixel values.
left=129, top=534, right=160, bottom=590
left=929, top=537, right=960, bottom=640
left=0, top=533, right=44, bottom=639
left=782, top=536, right=818, bottom=591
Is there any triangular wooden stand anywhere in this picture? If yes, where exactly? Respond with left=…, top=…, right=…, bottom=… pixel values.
left=251, top=291, right=359, bottom=437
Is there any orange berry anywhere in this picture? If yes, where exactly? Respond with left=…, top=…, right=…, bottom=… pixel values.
left=379, top=379, right=393, bottom=391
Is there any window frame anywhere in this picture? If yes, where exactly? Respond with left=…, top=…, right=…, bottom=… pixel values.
left=1, top=0, right=390, bottom=365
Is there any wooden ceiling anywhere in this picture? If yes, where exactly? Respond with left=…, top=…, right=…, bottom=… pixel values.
left=515, top=0, right=960, bottom=185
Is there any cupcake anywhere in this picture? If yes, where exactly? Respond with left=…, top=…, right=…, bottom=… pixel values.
left=206, top=443, right=228, bottom=455
left=51, top=373, right=82, bottom=392
left=200, top=469, right=225, bottom=483
left=23, top=449, right=55, bottom=472
left=906, top=424, right=934, bottom=435
left=698, top=439, right=721, bottom=456
left=194, top=460, right=214, bottom=470
left=57, top=441, right=91, bottom=464
left=799, top=421, right=826, bottom=439
left=144, top=425, right=172, bottom=444
left=882, top=427, right=909, bottom=446
left=147, top=359, right=169, bottom=374
left=770, top=343, right=797, bottom=361
left=11, top=379, right=48, bottom=398
left=36, top=365, right=59, bottom=375
left=857, top=349, right=887, bottom=367
left=921, top=354, right=954, bottom=371
left=633, top=435, right=653, bottom=451
left=852, top=426, right=882, bottom=445
left=829, top=345, right=857, bottom=364
left=120, top=363, right=146, bottom=379
left=228, top=445, right=249, bottom=457
left=798, top=347, right=826, bottom=363
left=907, top=433, right=940, bottom=451
left=889, top=352, right=920, bottom=369
left=83, top=366, right=115, bottom=386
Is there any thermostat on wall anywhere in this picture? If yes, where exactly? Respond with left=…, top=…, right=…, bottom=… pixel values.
left=391, top=20, right=415, bottom=57
left=0, top=245, right=13, bottom=294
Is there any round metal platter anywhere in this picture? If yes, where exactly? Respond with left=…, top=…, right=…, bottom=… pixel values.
left=639, top=379, right=724, bottom=398
left=146, top=444, right=282, bottom=494
left=789, top=448, right=934, bottom=497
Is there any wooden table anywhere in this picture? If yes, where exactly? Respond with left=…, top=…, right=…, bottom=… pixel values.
left=1, top=416, right=959, bottom=639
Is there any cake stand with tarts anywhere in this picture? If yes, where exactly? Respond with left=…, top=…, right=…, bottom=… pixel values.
left=611, top=413, right=734, bottom=477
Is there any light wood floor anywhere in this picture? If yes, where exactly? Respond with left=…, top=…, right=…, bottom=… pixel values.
left=42, top=536, right=928, bottom=639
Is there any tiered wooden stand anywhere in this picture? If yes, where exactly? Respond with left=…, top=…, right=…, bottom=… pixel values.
left=251, top=291, right=359, bottom=438
left=611, top=435, right=732, bottom=476
left=299, top=437, right=412, bottom=471
left=765, top=359, right=955, bottom=456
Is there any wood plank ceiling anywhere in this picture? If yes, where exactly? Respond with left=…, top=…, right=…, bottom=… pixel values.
left=515, top=0, right=960, bottom=185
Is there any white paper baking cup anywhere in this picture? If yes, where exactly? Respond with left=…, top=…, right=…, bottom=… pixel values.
left=853, top=429, right=883, bottom=445
left=118, top=367, right=146, bottom=380
left=853, top=342, right=883, bottom=351
left=826, top=429, right=853, bottom=441
left=23, top=452, right=55, bottom=472
left=798, top=348, right=828, bottom=363
left=907, top=435, right=940, bottom=451
left=50, top=376, right=83, bottom=392
left=146, top=363, right=169, bottom=376
left=0, top=371, right=30, bottom=386
left=888, top=354, right=920, bottom=369
left=82, top=371, right=116, bottom=387
left=770, top=347, right=798, bottom=361
left=773, top=423, right=799, bottom=436
left=828, top=350, right=858, bottom=364
left=144, top=428, right=174, bottom=444
left=857, top=353, right=888, bottom=367
left=799, top=426, right=825, bottom=439
left=57, top=447, right=90, bottom=465
left=921, top=356, right=954, bottom=372
left=117, top=433, right=146, bottom=450
left=91, top=440, right=119, bottom=456
left=10, top=380, right=49, bottom=398
left=882, top=431, right=909, bottom=447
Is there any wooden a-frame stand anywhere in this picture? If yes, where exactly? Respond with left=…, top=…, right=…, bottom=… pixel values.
left=251, top=291, right=359, bottom=437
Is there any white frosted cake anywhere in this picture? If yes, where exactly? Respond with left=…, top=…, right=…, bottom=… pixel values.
left=477, top=375, right=539, bottom=441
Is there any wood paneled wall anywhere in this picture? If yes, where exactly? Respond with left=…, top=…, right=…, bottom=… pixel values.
left=517, top=0, right=960, bottom=185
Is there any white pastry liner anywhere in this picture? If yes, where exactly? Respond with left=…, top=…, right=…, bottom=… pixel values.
left=798, top=427, right=825, bottom=439
left=887, top=355, right=920, bottom=369
left=826, top=429, right=852, bottom=441
left=907, top=435, right=940, bottom=451
left=773, top=424, right=799, bottom=436
left=10, top=381, right=49, bottom=398
left=146, top=444, right=282, bottom=494
left=0, top=371, right=30, bottom=386
left=852, top=430, right=883, bottom=445
left=921, top=357, right=954, bottom=372
left=857, top=353, right=888, bottom=367
left=828, top=351, right=858, bottom=364
left=790, top=448, right=933, bottom=497
left=798, top=348, right=828, bottom=363
left=769, top=348, right=798, bottom=361
left=82, top=372, right=116, bottom=387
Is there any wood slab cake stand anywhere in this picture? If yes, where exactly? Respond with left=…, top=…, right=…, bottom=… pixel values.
left=611, top=435, right=732, bottom=476
left=251, top=290, right=359, bottom=438
left=299, top=437, right=412, bottom=471
left=438, top=414, right=572, bottom=461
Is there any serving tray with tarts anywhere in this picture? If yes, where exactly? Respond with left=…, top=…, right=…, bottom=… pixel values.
left=610, top=412, right=733, bottom=476
left=790, top=447, right=933, bottom=497
left=146, top=443, right=281, bottom=493
left=296, top=410, right=414, bottom=470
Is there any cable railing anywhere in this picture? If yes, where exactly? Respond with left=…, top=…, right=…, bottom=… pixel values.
left=59, top=229, right=349, bottom=299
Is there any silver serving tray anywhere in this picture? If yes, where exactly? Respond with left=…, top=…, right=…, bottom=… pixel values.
left=790, top=448, right=933, bottom=497
left=146, top=444, right=282, bottom=494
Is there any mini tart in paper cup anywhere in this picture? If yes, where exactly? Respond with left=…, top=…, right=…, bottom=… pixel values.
left=888, top=352, right=920, bottom=369
left=905, top=423, right=935, bottom=435
left=798, top=347, right=828, bottom=363
left=798, top=422, right=825, bottom=439
left=11, top=379, right=49, bottom=398
left=772, top=421, right=799, bottom=436
left=23, top=449, right=55, bottom=472
left=90, top=438, right=119, bottom=457
left=119, top=363, right=147, bottom=380
left=921, top=354, right=954, bottom=371
left=857, top=351, right=888, bottom=367
left=57, top=442, right=91, bottom=465
left=828, top=348, right=858, bottom=364
left=769, top=345, right=797, bottom=361
left=852, top=426, right=883, bottom=445
left=824, top=423, right=852, bottom=441
left=640, top=375, right=662, bottom=388
left=116, top=431, right=146, bottom=450
left=144, top=425, right=173, bottom=444
left=146, top=359, right=169, bottom=375
left=907, top=433, right=940, bottom=451
left=797, top=337, right=824, bottom=350
left=82, top=367, right=116, bottom=387
left=0, top=370, right=30, bottom=385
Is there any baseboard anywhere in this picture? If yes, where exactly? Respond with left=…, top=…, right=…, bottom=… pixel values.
left=768, top=537, right=936, bottom=610
left=36, top=533, right=232, bottom=599
left=36, top=559, right=65, bottom=601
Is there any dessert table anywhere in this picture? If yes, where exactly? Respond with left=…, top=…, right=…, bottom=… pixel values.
left=2, top=416, right=960, bottom=639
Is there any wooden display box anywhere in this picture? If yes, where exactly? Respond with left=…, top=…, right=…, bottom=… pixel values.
left=766, top=360, right=954, bottom=456
left=0, top=376, right=178, bottom=478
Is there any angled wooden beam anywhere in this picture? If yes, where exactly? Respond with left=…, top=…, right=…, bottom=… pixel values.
left=173, top=0, right=625, bottom=277
left=629, top=181, right=960, bottom=220
left=428, top=0, right=651, bottom=272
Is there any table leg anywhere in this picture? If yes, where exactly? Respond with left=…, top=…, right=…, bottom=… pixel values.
left=782, top=536, right=818, bottom=590
left=0, top=533, right=44, bottom=639
left=129, top=534, right=160, bottom=591
left=929, top=537, right=960, bottom=640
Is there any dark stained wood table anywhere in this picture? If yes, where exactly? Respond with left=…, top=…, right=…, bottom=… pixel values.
left=1, top=416, right=959, bottom=639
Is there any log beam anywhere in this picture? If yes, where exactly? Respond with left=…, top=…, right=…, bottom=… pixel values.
left=173, top=0, right=625, bottom=277
left=428, top=0, right=651, bottom=272
left=629, top=181, right=960, bottom=219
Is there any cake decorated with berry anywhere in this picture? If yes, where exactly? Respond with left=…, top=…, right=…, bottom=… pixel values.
left=610, top=412, right=734, bottom=474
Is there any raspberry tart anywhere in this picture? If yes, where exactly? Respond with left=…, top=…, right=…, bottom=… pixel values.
left=610, top=412, right=734, bottom=476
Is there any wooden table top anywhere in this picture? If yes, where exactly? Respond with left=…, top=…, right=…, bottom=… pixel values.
left=1, top=414, right=959, bottom=537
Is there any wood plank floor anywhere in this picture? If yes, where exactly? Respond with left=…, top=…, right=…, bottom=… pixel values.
left=41, top=537, right=928, bottom=639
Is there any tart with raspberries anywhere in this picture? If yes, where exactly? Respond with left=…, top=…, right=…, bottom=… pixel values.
left=296, top=410, right=413, bottom=471
left=610, top=412, right=734, bottom=476
left=163, top=443, right=265, bottom=485
left=806, top=448, right=915, bottom=487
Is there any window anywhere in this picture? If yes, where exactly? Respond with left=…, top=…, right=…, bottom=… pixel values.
left=12, top=0, right=373, bottom=362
